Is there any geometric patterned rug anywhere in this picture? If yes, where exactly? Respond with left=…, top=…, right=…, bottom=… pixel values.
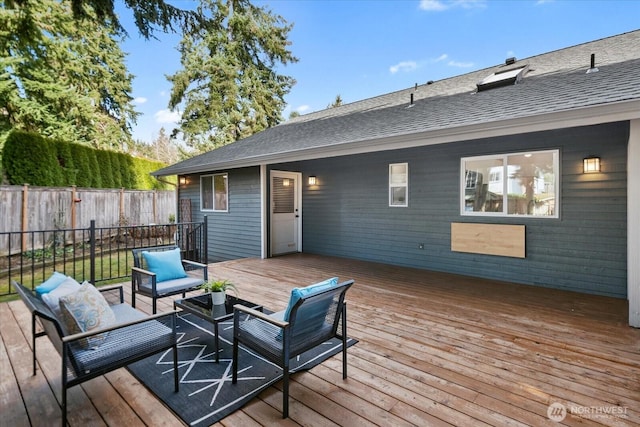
left=127, top=312, right=357, bottom=426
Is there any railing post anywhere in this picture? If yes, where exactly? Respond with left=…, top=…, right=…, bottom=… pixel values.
left=203, top=215, right=208, bottom=263
left=90, top=220, right=96, bottom=285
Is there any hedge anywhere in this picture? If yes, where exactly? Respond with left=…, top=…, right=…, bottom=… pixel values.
left=1, top=130, right=173, bottom=190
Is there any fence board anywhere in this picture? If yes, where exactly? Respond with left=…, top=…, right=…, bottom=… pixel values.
left=0, top=186, right=177, bottom=255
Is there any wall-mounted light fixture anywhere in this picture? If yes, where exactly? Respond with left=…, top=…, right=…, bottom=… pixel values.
left=308, top=176, right=317, bottom=185
left=583, top=156, right=601, bottom=173
left=282, top=178, right=290, bottom=187
left=179, top=176, right=187, bottom=185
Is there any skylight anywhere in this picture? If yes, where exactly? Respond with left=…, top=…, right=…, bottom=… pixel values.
left=476, top=65, right=529, bottom=92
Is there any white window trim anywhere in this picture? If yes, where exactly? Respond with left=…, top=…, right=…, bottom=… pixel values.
left=200, top=173, right=229, bottom=212
left=389, top=163, right=408, bottom=207
left=460, top=149, right=559, bottom=218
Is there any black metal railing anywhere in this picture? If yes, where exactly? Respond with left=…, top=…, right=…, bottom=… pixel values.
left=0, top=218, right=208, bottom=297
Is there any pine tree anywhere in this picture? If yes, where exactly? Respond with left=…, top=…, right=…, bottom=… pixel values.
left=167, top=0, right=297, bottom=153
left=0, top=0, right=138, bottom=149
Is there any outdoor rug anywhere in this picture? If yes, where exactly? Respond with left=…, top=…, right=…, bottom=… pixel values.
left=127, top=311, right=357, bottom=426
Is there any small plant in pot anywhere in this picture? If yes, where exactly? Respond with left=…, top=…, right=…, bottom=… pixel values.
left=200, top=279, right=238, bottom=305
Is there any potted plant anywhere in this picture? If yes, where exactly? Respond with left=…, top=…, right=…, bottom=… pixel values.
left=200, top=279, right=239, bottom=305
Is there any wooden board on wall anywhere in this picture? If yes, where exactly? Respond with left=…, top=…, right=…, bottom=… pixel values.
left=451, top=223, right=526, bottom=258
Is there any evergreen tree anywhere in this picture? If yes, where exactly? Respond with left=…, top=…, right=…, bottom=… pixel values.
left=96, top=150, right=114, bottom=188
left=5, top=0, right=203, bottom=40
left=69, top=143, right=92, bottom=187
left=328, top=94, right=343, bottom=108
left=0, top=0, right=138, bottom=149
left=167, top=0, right=297, bottom=153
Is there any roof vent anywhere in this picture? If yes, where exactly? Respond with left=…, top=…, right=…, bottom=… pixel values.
left=426, top=80, right=434, bottom=85
left=476, top=64, right=529, bottom=92
left=407, top=93, right=415, bottom=108
left=505, top=57, right=516, bottom=66
left=586, top=53, right=599, bottom=74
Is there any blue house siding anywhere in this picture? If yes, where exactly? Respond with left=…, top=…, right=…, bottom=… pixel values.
left=299, top=122, right=628, bottom=298
left=180, top=166, right=262, bottom=262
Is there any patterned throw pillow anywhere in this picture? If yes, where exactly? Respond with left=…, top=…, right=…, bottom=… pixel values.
left=59, top=282, right=117, bottom=348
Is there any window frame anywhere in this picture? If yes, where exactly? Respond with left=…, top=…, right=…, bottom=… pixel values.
left=389, top=163, right=408, bottom=207
left=460, top=149, right=559, bottom=218
left=200, top=173, right=229, bottom=212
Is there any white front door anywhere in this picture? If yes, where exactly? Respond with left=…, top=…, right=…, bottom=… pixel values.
left=271, top=171, right=301, bottom=256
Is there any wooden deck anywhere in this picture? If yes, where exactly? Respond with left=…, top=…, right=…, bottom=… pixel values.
left=2, top=253, right=639, bottom=426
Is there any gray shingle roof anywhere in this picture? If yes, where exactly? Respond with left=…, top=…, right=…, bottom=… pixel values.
left=154, top=30, right=640, bottom=176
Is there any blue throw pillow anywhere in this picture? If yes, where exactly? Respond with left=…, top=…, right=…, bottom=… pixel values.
left=142, top=248, right=187, bottom=282
left=283, top=277, right=339, bottom=322
left=35, top=271, right=68, bottom=295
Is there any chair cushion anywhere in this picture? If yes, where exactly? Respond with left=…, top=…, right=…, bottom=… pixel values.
left=283, top=277, right=338, bottom=322
left=138, top=276, right=203, bottom=295
left=41, top=277, right=82, bottom=317
left=35, top=271, right=68, bottom=295
left=142, top=248, right=187, bottom=282
left=59, top=282, right=117, bottom=348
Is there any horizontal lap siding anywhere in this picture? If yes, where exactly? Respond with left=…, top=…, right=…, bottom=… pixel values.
left=180, top=167, right=261, bottom=262
left=300, top=122, right=628, bottom=298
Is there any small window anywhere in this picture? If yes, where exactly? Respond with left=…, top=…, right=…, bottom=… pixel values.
left=461, top=150, right=559, bottom=218
left=201, top=173, right=228, bottom=212
left=389, top=163, right=408, bottom=207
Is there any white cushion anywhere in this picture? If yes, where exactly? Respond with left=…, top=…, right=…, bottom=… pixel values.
left=41, top=277, right=82, bottom=317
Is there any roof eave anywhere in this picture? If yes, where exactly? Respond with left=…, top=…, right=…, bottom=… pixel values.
left=154, top=98, right=640, bottom=176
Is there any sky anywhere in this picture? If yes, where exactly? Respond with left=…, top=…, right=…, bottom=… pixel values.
left=116, top=0, right=640, bottom=144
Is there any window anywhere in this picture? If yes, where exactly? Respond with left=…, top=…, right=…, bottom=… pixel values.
left=201, top=173, right=228, bottom=212
left=389, top=163, right=408, bottom=207
left=461, top=150, right=559, bottom=217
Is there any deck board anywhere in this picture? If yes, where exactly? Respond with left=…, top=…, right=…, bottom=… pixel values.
left=1, top=253, right=639, bottom=426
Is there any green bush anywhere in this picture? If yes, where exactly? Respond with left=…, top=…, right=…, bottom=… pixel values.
left=69, top=143, right=91, bottom=187
left=1, top=130, right=171, bottom=189
left=54, top=138, right=76, bottom=184
left=86, top=147, right=102, bottom=188
left=2, top=130, right=57, bottom=185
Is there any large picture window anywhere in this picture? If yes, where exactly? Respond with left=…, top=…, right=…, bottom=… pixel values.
left=201, top=173, right=228, bottom=212
left=461, top=150, right=559, bottom=217
left=389, top=163, right=408, bottom=207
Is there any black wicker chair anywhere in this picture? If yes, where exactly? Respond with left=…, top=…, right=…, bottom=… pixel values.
left=14, top=281, right=179, bottom=426
left=132, top=245, right=208, bottom=314
left=232, top=279, right=354, bottom=418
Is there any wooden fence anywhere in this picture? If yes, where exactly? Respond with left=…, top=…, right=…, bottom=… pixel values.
left=0, top=185, right=177, bottom=255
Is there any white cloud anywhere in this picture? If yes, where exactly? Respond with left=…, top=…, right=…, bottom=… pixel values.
left=390, top=61, right=419, bottom=74
left=434, top=54, right=449, bottom=62
left=419, top=0, right=448, bottom=11
left=154, top=109, right=181, bottom=124
left=133, top=97, right=147, bottom=104
left=296, top=105, right=310, bottom=113
left=419, top=0, right=487, bottom=11
left=448, top=60, right=474, bottom=68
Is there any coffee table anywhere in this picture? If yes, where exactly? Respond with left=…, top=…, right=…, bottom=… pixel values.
left=174, top=294, right=263, bottom=362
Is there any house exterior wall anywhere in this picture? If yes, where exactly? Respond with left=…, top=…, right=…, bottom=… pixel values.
left=179, top=166, right=262, bottom=262
left=298, top=122, right=629, bottom=298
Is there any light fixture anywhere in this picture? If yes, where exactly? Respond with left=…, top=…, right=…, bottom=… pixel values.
left=282, top=178, right=290, bottom=187
left=179, top=176, right=187, bottom=185
left=308, top=176, right=317, bottom=185
left=583, top=156, right=601, bottom=173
